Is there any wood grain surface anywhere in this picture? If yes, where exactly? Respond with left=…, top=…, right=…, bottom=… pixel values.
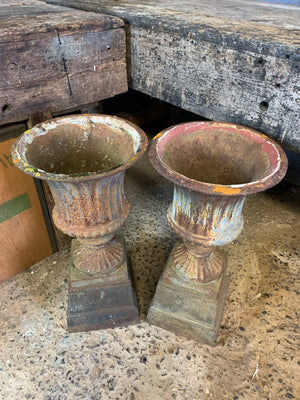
left=46, top=0, right=300, bottom=151
left=0, top=1, right=128, bottom=125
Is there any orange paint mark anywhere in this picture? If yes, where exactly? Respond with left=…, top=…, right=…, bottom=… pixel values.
left=154, top=132, right=164, bottom=140
left=213, top=185, right=242, bottom=195
left=13, top=159, right=19, bottom=164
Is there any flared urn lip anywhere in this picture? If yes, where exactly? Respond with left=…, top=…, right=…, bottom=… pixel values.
left=149, top=121, right=288, bottom=196
left=11, top=114, right=148, bottom=182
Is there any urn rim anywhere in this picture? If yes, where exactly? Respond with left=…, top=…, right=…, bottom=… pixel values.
left=11, top=114, right=148, bottom=182
left=149, top=121, right=288, bottom=196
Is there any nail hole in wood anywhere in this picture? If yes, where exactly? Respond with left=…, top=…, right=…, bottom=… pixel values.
left=254, top=57, right=267, bottom=68
left=2, top=104, right=9, bottom=112
left=259, top=101, right=269, bottom=111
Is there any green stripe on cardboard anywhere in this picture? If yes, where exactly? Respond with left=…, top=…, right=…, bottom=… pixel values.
left=0, top=193, right=32, bottom=223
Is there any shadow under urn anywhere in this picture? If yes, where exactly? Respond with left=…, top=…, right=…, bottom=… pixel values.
left=147, top=121, right=288, bottom=345
left=12, top=114, right=148, bottom=332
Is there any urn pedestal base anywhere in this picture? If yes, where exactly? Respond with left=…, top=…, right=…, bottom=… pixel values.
left=147, top=242, right=228, bottom=345
left=67, top=240, right=139, bottom=333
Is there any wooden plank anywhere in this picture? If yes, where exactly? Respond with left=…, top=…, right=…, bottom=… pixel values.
left=46, top=0, right=300, bottom=29
left=0, top=0, right=41, bottom=5
left=0, top=7, right=124, bottom=37
left=0, top=2, right=127, bottom=125
left=0, top=133, right=53, bottom=282
left=46, top=0, right=300, bottom=152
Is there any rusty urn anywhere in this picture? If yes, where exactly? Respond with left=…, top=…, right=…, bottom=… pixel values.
left=12, top=114, right=148, bottom=332
left=147, top=121, right=287, bottom=345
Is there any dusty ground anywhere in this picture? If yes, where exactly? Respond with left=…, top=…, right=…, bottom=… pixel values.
left=0, top=151, right=299, bottom=400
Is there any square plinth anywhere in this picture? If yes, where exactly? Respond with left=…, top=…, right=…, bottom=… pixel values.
left=67, top=255, right=139, bottom=333
left=147, top=245, right=228, bottom=345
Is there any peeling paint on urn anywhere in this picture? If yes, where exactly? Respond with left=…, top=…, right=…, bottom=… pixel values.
left=147, top=121, right=287, bottom=345
left=12, top=114, right=148, bottom=332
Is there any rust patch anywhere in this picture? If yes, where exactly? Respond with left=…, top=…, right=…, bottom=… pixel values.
left=147, top=120, right=287, bottom=344
left=11, top=114, right=148, bottom=275
left=149, top=120, right=287, bottom=283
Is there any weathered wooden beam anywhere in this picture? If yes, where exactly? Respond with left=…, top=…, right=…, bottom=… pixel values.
left=46, top=0, right=300, bottom=152
left=0, top=1, right=128, bottom=125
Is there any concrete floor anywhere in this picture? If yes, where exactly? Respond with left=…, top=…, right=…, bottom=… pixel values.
left=0, top=147, right=299, bottom=400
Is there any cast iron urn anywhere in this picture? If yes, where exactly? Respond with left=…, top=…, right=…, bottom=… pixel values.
left=147, top=121, right=287, bottom=345
left=12, top=114, right=148, bottom=332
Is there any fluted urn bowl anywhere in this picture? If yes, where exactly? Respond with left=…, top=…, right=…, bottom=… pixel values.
left=147, top=121, right=287, bottom=344
left=149, top=121, right=287, bottom=282
left=12, top=114, right=148, bottom=275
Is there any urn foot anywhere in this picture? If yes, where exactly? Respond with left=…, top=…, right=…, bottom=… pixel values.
left=67, top=240, right=139, bottom=332
left=147, top=242, right=228, bottom=345
left=71, top=237, right=125, bottom=275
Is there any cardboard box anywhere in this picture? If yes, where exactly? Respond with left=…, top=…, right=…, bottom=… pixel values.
left=0, top=125, right=54, bottom=282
